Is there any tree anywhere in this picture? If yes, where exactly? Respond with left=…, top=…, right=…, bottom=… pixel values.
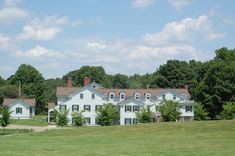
left=54, top=109, right=69, bottom=128
left=72, top=112, right=84, bottom=127
left=0, top=107, right=12, bottom=134
left=194, top=102, right=209, bottom=121
left=0, top=76, right=5, bottom=87
left=220, top=102, right=235, bottom=120
left=157, top=100, right=181, bottom=122
left=136, top=105, right=152, bottom=123
left=97, top=103, right=119, bottom=126
left=0, top=85, right=18, bottom=105
left=112, top=74, right=129, bottom=88
left=9, top=64, right=46, bottom=114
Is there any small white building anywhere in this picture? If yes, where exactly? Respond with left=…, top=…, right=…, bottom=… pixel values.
left=3, top=98, right=36, bottom=119
left=48, top=77, right=194, bottom=125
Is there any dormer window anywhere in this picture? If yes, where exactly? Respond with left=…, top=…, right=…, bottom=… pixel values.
left=146, top=93, right=151, bottom=100
left=135, top=93, right=140, bottom=100
left=109, top=93, right=115, bottom=100
left=120, top=93, right=125, bottom=100
left=181, top=94, right=186, bottom=100
left=173, top=95, right=176, bottom=100
left=162, top=94, right=166, bottom=100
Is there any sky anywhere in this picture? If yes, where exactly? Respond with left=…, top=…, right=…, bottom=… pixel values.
left=0, top=0, right=234, bottom=79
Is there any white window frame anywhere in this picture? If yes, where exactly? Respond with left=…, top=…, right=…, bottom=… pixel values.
left=109, top=93, right=115, bottom=100
left=125, top=105, right=132, bottom=112
left=185, top=105, right=192, bottom=112
left=60, top=105, right=67, bottom=111
left=91, top=93, right=95, bottom=100
left=173, top=95, right=176, bottom=100
left=72, top=105, right=79, bottom=112
left=84, top=105, right=91, bottom=112
left=124, top=118, right=132, bottom=125
left=135, top=93, right=140, bottom=100
left=16, top=107, right=22, bottom=114
left=80, top=94, right=84, bottom=99
left=133, top=105, right=140, bottom=112
left=146, top=93, right=151, bottom=100
left=120, top=93, right=125, bottom=100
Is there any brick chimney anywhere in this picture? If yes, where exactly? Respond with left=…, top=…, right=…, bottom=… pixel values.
left=84, top=77, right=91, bottom=86
left=146, top=85, right=150, bottom=89
left=184, top=85, right=188, bottom=90
left=67, top=77, right=73, bottom=88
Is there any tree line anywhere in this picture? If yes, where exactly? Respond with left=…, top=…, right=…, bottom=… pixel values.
left=0, top=47, right=234, bottom=119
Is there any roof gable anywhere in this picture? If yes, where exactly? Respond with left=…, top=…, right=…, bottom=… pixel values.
left=3, top=98, right=36, bottom=107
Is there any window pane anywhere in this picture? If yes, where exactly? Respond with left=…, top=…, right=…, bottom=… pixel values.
left=125, top=106, right=132, bottom=112
left=80, top=94, right=83, bottom=99
left=91, top=94, right=95, bottom=99
left=84, top=105, right=91, bottom=111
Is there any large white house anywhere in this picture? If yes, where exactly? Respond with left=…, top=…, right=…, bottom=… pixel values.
left=48, top=77, right=194, bottom=125
left=3, top=98, right=36, bottom=119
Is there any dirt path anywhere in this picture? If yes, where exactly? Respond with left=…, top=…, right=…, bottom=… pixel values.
left=1, top=124, right=58, bottom=132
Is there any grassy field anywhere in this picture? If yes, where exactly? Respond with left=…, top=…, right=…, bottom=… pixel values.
left=10, top=115, right=48, bottom=127
left=0, top=129, right=31, bottom=136
left=0, top=120, right=235, bottom=156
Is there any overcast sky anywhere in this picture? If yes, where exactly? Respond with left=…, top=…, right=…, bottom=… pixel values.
left=0, top=0, right=234, bottom=79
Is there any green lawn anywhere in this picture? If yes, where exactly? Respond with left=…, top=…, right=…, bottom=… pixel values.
left=10, top=115, right=48, bottom=127
left=0, top=129, right=31, bottom=135
left=0, top=120, right=235, bottom=156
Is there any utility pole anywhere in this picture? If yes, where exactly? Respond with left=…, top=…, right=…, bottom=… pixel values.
left=19, top=81, right=21, bottom=98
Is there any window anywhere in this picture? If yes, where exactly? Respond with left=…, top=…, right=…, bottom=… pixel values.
left=133, top=118, right=138, bottom=124
left=162, top=94, right=166, bottom=100
left=181, top=94, right=186, bottom=100
left=84, top=117, right=91, bottom=124
left=120, top=93, right=125, bottom=100
left=80, top=94, right=83, bottom=99
left=185, top=105, right=192, bottom=112
left=91, top=93, right=95, bottom=99
left=60, top=105, right=67, bottom=110
left=133, top=106, right=140, bottom=112
left=125, top=118, right=132, bottom=125
left=110, top=93, right=115, bottom=99
left=16, top=107, right=22, bottom=114
left=84, top=105, right=91, bottom=112
left=72, top=105, right=79, bottom=112
left=95, top=105, right=102, bottom=111
left=173, top=95, right=176, bottom=100
left=135, top=93, right=140, bottom=100
left=146, top=93, right=151, bottom=100
left=125, top=106, right=132, bottom=112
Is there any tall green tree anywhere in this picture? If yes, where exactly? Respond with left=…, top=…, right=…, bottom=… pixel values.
left=97, top=103, right=119, bottom=126
left=112, top=74, right=129, bottom=88
left=0, top=85, right=18, bottom=105
left=157, top=100, right=181, bottom=122
left=9, top=64, right=46, bottom=114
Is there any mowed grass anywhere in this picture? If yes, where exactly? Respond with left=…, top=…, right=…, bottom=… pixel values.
left=10, top=115, right=48, bottom=127
left=0, top=129, right=32, bottom=136
left=0, top=120, right=235, bottom=156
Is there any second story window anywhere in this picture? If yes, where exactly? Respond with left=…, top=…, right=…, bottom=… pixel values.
left=60, top=105, right=67, bottom=111
left=95, top=105, right=102, bottom=111
left=72, top=105, right=79, bottom=112
left=80, top=94, right=84, bottom=99
left=125, top=105, right=132, bottom=112
left=185, top=105, right=192, bottom=112
left=91, top=93, right=95, bottom=99
left=133, top=106, right=140, bottom=112
left=84, top=105, right=91, bottom=112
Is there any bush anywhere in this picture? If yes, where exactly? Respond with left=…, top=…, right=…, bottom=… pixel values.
left=97, top=103, right=119, bottom=126
left=157, top=100, right=181, bottom=122
left=72, top=112, right=84, bottom=127
left=220, top=102, right=235, bottom=120
left=54, top=109, right=69, bottom=127
left=194, top=102, right=209, bottom=120
left=136, top=105, right=153, bottom=123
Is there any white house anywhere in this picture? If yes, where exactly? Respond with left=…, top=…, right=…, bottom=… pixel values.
left=3, top=98, right=36, bottom=119
left=48, top=77, right=194, bottom=125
